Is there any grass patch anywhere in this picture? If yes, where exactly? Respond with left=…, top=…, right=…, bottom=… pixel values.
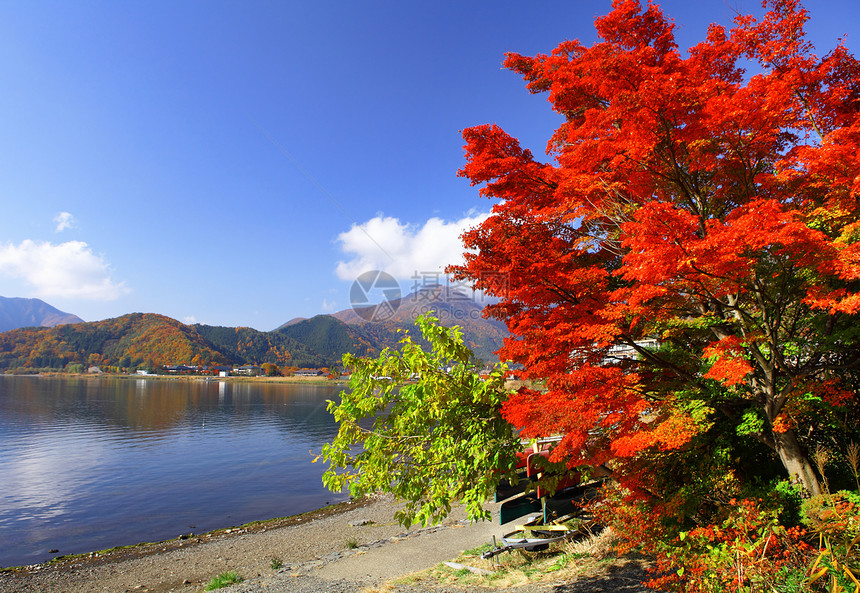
left=462, top=542, right=493, bottom=556
left=204, top=571, right=243, bottom=590
left=391, top=573, right=424, bottom=586
left=412, top=526, right=623, bottom=590
left=346, top=537, right=359, bottom=549
left=270, top=556, right=283, bottom=570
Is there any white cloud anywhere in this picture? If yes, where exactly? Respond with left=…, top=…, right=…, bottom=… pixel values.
left=0, top=240, right=129, bottom=300
left=335, top=212, right=490, bottom=281
left=321, top=298, right=336, bottom=312
left=183, top=316, right=197, bottom=324
left=53, top=211, right=75, bottom=233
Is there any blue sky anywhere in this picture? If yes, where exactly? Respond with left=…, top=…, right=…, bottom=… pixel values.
left=0, top=1, right=856, bottom=330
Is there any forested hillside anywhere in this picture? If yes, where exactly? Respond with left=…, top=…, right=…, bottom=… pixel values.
left=0, top=288, right=508, bottom=372
left=193, top=324, right=330, bottom=369
left=0, top=313, right=406, bottom=372
left=332, top=289, right=507, bottom=363
left=273, top=315, right=380, bottom=362
left=0, top=313, right=228, bottom=371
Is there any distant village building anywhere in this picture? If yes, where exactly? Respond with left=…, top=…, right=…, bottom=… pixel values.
left=87, top=366, right=102, bottom=374
left=294, top=368, right=323, bottom=377
left=234, top=365, right=262, bottom=376
left=207, top=365, right=231, bottom=378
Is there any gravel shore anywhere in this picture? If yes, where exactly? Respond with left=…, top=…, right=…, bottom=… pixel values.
left=0, top=495, right=654, bottom=593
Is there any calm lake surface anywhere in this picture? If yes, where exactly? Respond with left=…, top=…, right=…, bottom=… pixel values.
left=0, top=375, right=349, bottom=568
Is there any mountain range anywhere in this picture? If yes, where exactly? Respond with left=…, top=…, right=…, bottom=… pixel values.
left=0, top=296, right=84, bottom=333
left=0, top=289, right=507, bottom=372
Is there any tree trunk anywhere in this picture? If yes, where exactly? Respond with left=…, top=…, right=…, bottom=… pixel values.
left=774, top=428, right=821, bottom=496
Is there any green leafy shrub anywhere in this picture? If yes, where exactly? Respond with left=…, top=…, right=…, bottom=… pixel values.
left=320, top=313, right=520, bottom=527
left=802, top=491, right=860, bottom=591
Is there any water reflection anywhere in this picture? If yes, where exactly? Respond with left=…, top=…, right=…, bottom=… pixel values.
left=0, top=376, right=347, bottom=568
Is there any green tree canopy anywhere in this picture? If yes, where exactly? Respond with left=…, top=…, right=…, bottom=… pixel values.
left=320, top=314, right=520, bottom=526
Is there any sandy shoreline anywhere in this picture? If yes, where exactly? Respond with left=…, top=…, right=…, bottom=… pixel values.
left=0, top=495, right=501, bottom=593
left=0, top=494, right=657, bottom=593
left=0, top=495, right=370, bottom=592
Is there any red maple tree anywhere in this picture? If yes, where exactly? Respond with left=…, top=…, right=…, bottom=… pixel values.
left=451, top=0, right=859, bottom=497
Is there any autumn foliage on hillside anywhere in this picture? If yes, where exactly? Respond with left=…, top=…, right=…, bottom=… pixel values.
left=0, top=291, right=512, bottom=374
left=450, top=0, right=860, bottom=588
left=194, top=323, right=331, bottom=369
left=0, top=313, right=230, bottom=371
left=0, top=314, right=357, bottom=372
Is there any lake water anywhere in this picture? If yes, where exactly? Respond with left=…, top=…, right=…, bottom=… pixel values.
left=0, top=375, right=349, bottom=568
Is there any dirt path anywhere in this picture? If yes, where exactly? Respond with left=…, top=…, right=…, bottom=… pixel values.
left=0, top=496, right=506, bottom=593
left=0, top=496, right=654, bottom=593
